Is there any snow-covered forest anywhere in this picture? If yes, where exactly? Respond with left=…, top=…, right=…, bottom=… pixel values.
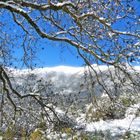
left=1, top=65, right=140, bottom=139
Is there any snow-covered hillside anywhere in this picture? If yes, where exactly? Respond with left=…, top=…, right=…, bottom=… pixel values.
left=11, top=65, right=140, bottom=100
left=1, top=65, right=140, bottom=139
left=10, top=65, right=109, bottom=104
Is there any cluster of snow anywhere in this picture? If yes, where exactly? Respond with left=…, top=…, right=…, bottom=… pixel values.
left=85, top=106, right=140, bottom=135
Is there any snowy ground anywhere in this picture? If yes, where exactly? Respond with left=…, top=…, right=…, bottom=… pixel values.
left=85, top=107, right=140, bottom=135
left=52, top=103, right=140, bottom=139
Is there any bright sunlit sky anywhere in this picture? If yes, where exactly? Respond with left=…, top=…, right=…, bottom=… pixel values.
left=35, top=39, right=84, bottom=67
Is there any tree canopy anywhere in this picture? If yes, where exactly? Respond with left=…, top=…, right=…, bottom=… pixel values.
left=0, top=0, right=140, bottom=68
left=0, top=0, right=140, bottom=139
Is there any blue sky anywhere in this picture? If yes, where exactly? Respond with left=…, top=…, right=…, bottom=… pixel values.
left=35, top=40, right=84, bottom=67
left=0, top=10, right=84, bottom=68
left=0, top=1, right=140, bottom=68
